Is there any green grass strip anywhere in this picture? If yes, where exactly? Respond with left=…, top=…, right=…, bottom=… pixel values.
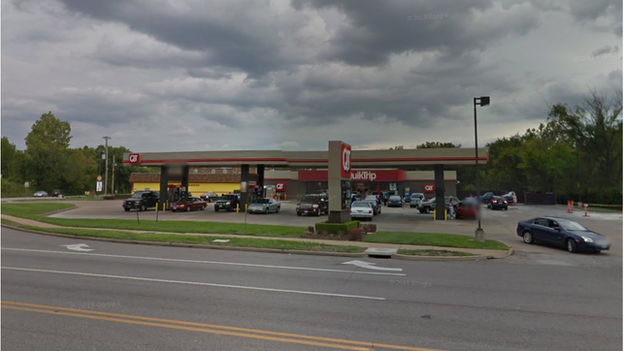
left=397, top=249, right=477, bottom=256
left=365, top=231, right=509, bottom=250
left=1, top=221, right=365, bottom=253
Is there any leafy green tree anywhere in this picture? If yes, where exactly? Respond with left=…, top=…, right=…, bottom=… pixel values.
left=416, top=141, right=460, bottom=149
left=1, top=137, right=18, bottom=179
left=23, top=112, right=72, bottom=191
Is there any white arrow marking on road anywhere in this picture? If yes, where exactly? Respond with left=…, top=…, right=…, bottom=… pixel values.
left=341, top=260, right=402, bottom=272
left=61, top=244, right=94, bottom=252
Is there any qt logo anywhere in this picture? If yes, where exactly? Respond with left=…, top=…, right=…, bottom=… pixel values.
left=129, top=154, right=140, bottom=164
left=275, top=182, right=285, bottom=192
left=424, top=184, right=435, bottom=193
left=341, top=143, right=351, bottom=178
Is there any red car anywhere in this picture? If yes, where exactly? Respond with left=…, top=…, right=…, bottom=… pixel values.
left=171, top=197, right=207, bottom=212
left=456, top=198, right=479, bottom=219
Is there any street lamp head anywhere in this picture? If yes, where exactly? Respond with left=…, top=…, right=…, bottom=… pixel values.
left=476, top=96, right=490, bottom=107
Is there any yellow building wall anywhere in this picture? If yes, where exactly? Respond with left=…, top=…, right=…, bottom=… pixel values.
left=132, top=182, right=239, bottom=197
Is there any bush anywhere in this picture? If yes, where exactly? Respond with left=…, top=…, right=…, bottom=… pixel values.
left=361, top=223, right=377, bottom=233
left=315, top=221, right=360, bottom=236
left=1, top=179, right=29, bottom=198
left=307, top=226, right=315, bottom=234
left=348, top=228, right=364, bottom=241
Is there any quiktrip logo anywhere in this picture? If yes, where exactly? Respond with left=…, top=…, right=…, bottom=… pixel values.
left=351, top=171, right=377, bottom=181
left=275, top=182, right=285, bottom=192
left=340, top=143, right=351, bottom=178
left=129, top=154, right=141, bottom=165
left=424, top=184, right=435, bottom=193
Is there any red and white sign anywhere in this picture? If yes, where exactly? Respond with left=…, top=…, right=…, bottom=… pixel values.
left=275, top=182, right=286, bottom=192
left=129, top=153, right=141, bottom=165
left=340, top=143, right=351, bottom=178
left=424, top=184, right=435, bottom=193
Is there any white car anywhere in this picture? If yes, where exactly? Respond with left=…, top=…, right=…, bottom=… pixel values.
left=350, top=201, right=374, bottom=221
left=502, top=191, right=517, bottom=205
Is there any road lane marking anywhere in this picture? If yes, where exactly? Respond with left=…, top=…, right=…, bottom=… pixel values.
left=61, top=243, right=94, bottom=252
left=2, top=300, right=450, bottom=351
left=1, top=266, right=386, bottom=301
left=342, top=260, right=403, bottom=272
left=1, top=247, right=406, bottom=276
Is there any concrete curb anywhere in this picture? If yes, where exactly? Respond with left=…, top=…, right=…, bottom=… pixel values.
left=391, top=247, right=513, bottom=261
left=0, top=223, right=367, bottom=258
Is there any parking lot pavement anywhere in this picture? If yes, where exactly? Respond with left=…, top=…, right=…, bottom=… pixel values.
left=47, top=200, right=622, bottom=257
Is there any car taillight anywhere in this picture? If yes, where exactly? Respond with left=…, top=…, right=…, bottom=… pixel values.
left=368, top=210, right=372, bottom=213
left=492, top=200, right=496, bottom=203
left=349, top=209, right=352, bottom=213
left=504, top=200, right=508, bottom=204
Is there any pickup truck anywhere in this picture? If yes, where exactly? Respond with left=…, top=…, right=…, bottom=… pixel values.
left=123, top=191, right=160, bottom=211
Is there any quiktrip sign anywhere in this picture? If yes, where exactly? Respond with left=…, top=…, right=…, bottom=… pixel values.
left=340, top=143, right=351, bottom=178
left=424, top=184, right=435, bottom=193
left=129, top=153, right=141, bottom=165
left=275, top=182, right=285, bottom=192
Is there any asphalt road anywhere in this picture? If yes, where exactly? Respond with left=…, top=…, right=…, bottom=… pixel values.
left=45, top=199, right=623, bottom=256
left=2, top=228, right=621, bottom=351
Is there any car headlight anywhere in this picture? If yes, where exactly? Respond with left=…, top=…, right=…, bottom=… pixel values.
left=226, top=201, right=231, bottom=205
left=312, top=204, right=319, bottom=208
left=581, top=236, right=594, bottom=243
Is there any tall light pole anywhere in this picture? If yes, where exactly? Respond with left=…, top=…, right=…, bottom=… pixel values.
left=103, top=136, right=111, bottom=195
left=473, top=96, right=490, bottom=242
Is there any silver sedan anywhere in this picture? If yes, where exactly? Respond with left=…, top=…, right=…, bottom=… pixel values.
left=247, top=198, right=281, bottom=214
left=350, top=201, right=374, bottom=221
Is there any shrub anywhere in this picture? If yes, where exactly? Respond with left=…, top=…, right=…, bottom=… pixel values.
left=315, top=221, right=360, bottom=236
left=348, top=228, right=364, bottom=241
left=307, top=226, right=315, bottom=234
left=361, top=223, right=377, bottom=233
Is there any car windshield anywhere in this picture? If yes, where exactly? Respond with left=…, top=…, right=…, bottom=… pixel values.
left=301, top=195, right=320, bottom=203
left=254, top=199, right=271, bottom=204
left=558, top=220, right=588, bottom=231
left=130, top=192, right=145, bottom=199
left=221, top=195, right=237, bottom=200
left=389, top=196, right=400, bottom=200
left=352, top=201, right=370, bottom=207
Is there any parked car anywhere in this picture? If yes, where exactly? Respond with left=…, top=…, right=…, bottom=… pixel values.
left=364, top=195, right=382, bottom=215
left=33, top=191, right=48, bottom=197
left=409, top=193, right=425, bottom=208
left=350, top=201, right=374, bottom=221
left=456, top=199, right=479, bottom=219
left=296, top=194, right=328, bottom=216
left=171, top=197, right=207, bottom=212
left=199, top=192, right=220, bottom=202
left=387, top=195, right=403, bottom=207
left=516, top=217, right=611, bottom=253
left=51, top=189, right=64, bottom=197
left=479, top=192, right=494, bottom=203
left=418, top=196, right=460, bottom=214
left=248, top=198, right=281, bottom=214
left=214, top=194, right=240, bottom=212
left=123, top=191, right=159, bottom=211
left=502, top=191, right=517, bottom=205
left=488, top=196, right=508, bottom=210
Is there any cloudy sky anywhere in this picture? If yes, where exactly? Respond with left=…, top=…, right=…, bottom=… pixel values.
left=2, top=0, right=622, bottom=152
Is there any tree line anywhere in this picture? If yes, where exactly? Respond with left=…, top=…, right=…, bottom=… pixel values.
left=1, top=112, right=156, bottom=197
left=433, top=91, right=622, bottom=204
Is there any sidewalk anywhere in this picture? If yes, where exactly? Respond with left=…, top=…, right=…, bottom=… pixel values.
left=1, top=214, right=511, bottom=259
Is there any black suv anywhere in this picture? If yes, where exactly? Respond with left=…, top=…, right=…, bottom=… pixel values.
left=51, top=189, right=64, bottom=197
left=123, top=191, right=159, bottom=211
left=214, top=194, right=241, bottom=212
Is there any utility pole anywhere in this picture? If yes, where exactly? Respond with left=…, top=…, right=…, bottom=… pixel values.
left=111, top=155, right=116, bottom=196
left=103, top=136, right=111, bottom=195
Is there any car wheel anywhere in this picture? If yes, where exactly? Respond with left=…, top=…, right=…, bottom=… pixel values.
left=276, top=206, right=280, bottom=213
left=424, top=207, right=430, bottom=214
left=202, top=205, right=206, bottom=210
left=297, top=212, right=302, bottom=216
left=567, top=238, right=578, bottom=253
left=214, top=208, right=219, bottom=212
left=124, top=208, right=130, bottom=212
left=419, top=210, right=424, bottom=214
left=504, top=206, right=508, bottom=211
left=172, top=209, right=176, bottom=212
left=265, top=208, right=269, bottom=214
left=522, top=231, right=534, bottom=244
left=594, top=249, right=601, bottom=254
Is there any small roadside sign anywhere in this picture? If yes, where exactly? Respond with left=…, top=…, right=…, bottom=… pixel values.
left=24, top=182, right=29, bottom=188
left=96, top=181, right=103, bottom=192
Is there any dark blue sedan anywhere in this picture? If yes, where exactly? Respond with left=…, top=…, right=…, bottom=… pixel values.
left=516, top=217, right=611, bottom=253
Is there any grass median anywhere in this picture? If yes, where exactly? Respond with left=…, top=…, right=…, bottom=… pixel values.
left=1, top=219, right=365, bottom=254
left=2, top=202, right=509, bottom=251
left=365, top=231, right=509, bottom=250
left=397, top=249, right=478, bottom=256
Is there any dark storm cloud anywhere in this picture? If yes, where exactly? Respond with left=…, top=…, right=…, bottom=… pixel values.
left=291, top=0, right=539, bottom=66
left=56, top=0, right=310, bottom=76
left=592, top=45, right=618, bottom=57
